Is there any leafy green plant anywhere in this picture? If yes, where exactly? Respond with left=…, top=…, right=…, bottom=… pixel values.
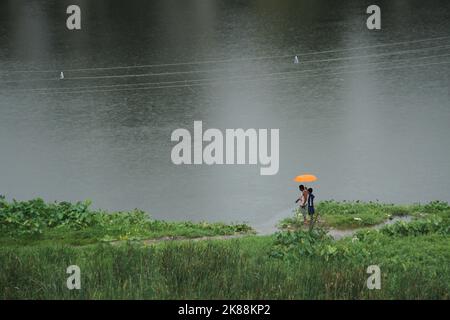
left=280, top=201, right=450, bottom=230
left=270, top=227, right=334, bottom=259
left=381, top=216, right=449, bottom=237
left=0, top=197, right=253, bottom=242
left=0, top=198, right=98, bottom=235
left=423, top=201, right=450, bottom=213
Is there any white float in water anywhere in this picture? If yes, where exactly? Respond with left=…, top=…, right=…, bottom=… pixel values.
left=294, top=55, right=299, bottom=64
left=60, top=72, right=65, bottom=80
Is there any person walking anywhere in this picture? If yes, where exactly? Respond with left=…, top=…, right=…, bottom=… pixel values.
left=295, top=185, right=309, bottom=225
left=307, top=187, right=315, bottom=225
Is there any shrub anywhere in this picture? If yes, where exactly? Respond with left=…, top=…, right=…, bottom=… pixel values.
left=381, top=217, right=449, bottom=237
left=0, top=197, right=98, bottom=235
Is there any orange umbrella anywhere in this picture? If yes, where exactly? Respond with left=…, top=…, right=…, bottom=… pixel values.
left=293, top=174, right=317, bottom=183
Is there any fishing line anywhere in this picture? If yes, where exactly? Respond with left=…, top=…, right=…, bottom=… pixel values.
left=9, top=52, right=450, bottom=93
left=2, top=35, right=450, bottom=75
left=29, top=60, right=450, bottom=95
left=2, top=43, right=450, bottom=84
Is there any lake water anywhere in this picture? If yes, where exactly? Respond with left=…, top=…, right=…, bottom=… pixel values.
left=1, top=0, right=449, bottom=232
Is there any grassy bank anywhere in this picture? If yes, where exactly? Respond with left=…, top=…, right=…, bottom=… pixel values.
left=279, top=200, right=449, bottom=230
left=1, top=198, right=449, bottom=299
left=1, top=232, right=449, bottom=299
left=0, top=197, right=253, bottom=246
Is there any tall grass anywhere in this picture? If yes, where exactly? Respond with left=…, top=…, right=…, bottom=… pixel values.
left=1, top=235, right=449, bottom=299
left=1, top=199, right=449, bottom=299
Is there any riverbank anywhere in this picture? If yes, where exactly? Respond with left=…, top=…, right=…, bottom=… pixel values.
left=0, top=197, right=254, bottom=246
left=1, top=198, right=449, bottom=299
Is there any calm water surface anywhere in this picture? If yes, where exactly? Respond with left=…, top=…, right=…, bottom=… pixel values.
left=1, top=0, right=449, bottom=231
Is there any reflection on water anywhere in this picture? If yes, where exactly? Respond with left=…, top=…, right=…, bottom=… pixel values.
left=0, top=0, right=449, bottom=231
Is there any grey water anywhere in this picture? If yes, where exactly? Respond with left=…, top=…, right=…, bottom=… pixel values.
left=0, top=0, right=449, bottom=232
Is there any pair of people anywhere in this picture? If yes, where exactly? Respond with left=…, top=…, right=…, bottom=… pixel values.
left=295, top=185, right=315, bottom=225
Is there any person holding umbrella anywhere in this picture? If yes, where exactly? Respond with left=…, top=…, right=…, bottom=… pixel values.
left=295, top=185, right=309, bottom=225
left=294, top=174, right=317, bottom=226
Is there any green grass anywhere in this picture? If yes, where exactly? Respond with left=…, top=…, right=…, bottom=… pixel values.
left=0, top=197, right=253, bottom=246
left=0, top=222, right=253, bottom=247
left=1, top=198, right=449, bottom=299
left=279, top=200, right=449, bottom=230
left=1, top=232, right=449, bottom=299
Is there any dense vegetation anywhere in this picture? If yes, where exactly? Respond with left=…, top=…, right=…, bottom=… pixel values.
left=279, top=200, right=449, bottom=230
left=0, top=197, right=449, bottom=299
left=0, top=196, right=253, bottom=246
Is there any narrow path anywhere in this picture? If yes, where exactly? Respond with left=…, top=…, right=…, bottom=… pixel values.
left=109, top=215, right=412, bottom=245
left=110, top=233, right=251, bottom=246
left=141, top=233, right=250, bottom=244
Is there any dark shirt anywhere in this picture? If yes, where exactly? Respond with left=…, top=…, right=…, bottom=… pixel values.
left=308, top=193, right=315, bottom=208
